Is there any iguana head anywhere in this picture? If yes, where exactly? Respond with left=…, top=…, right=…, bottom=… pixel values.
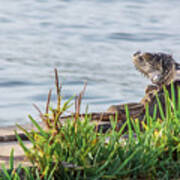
left=132, top=51, right=176, bottom=86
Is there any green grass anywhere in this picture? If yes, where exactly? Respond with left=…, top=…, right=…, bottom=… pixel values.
left=0, top=70, right=179, bottom=180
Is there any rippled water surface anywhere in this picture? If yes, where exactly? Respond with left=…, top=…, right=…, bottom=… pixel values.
left=0, top=0, right=180, bottom=126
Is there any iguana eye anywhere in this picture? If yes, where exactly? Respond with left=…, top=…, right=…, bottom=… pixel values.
left=139, top=56, right=144, bottom=62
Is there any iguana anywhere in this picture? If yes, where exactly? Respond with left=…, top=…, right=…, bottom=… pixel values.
left=108, top=51, right=180, bottom=118
left=132, top=51, right=180, bottom=105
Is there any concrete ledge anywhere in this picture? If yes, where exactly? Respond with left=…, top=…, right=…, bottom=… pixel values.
left=0, top=122, right=43, bottom=169
left=0, top=141, right=32, bottom=168
left=0, top=122, right=45, bottom=136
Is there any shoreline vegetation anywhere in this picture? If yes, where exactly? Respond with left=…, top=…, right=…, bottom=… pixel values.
left=0, top=69, right=180, bottom=179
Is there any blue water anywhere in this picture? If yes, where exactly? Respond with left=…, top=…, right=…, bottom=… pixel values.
left=0, top=0, right=180, bottom=126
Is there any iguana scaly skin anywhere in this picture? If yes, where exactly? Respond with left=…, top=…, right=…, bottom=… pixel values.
left=132, top=51, right=179, bottom=86
left=132, top=51, right=180, bottom=117
left=107, top=51, right=180, bottom=118
left=132, top=51, right=180, bottom=104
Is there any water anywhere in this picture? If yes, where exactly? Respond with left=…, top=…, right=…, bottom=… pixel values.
left=0, top=0, right=180, bottom=126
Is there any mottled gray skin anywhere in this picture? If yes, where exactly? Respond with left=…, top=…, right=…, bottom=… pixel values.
left=132, top=51, right=179, bottom=86
left=131, top=51, right=180, bottom=122
left=132, top=51, right=180, bottom=105
left=108, top=52, right=180, bottom=115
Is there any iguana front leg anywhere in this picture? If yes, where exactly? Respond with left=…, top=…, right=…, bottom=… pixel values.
left=140, top=84, right=159, bottom=105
